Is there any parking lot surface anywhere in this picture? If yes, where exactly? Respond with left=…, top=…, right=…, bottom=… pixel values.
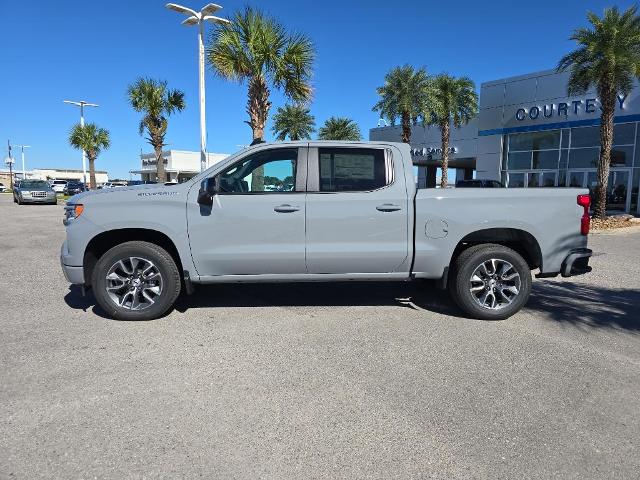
left=1, top=193, right=639, bottom=479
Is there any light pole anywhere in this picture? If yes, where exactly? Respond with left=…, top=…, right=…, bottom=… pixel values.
left=5, top=140, right=15, bottom=191
left=166, top=3, right=230, bottom=172
left=14, top=145, right=31, bottom=179
left=63, top=100, right=99, bottom=185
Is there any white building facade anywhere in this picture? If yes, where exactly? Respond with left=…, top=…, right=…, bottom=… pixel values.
left=0, top=168, right=109, bottom=185
left=132, top=150, right=228, bottom=183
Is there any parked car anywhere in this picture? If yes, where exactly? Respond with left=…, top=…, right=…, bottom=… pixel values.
left=50, top=180, right=68, bottom=193
left=14, top=180, right=57, bottom=205
left=0, top=182, right=7, bottom=193
left=456, top=179, right=504, bottom=188
left=64, top=181, right=87, bottom=196
left=61, top=141, right=592, bottom=321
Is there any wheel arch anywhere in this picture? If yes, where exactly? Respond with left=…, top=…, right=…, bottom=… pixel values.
left=83, top=228, right=184, bottom=287
left=450, top=228, right=542, bottom=271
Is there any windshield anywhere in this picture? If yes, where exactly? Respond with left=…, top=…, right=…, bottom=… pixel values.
left=21, top=181, right=51, bottom=189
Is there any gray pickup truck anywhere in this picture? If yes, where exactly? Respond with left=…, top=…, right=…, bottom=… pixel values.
left=60, top=141, right=592, bottom=321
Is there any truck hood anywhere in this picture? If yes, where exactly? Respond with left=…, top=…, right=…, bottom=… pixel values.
left=67, top=183, right=188, bottom=205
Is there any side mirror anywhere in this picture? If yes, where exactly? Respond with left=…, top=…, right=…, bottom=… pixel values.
left=197, top=177, right=218, bottom=206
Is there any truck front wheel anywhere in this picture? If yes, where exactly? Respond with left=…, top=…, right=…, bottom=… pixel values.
left=91, top=241, right=181, bottom=320
left=450, top=244, right=532, bottom=320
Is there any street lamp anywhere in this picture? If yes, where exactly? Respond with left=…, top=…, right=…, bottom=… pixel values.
left=14, top=145, right=31, bottom=179
left=5, top=140, right=15, bottom=191
left=63, top=100, right=99, bottom=185
left=166, top=3, right=230, bottom=172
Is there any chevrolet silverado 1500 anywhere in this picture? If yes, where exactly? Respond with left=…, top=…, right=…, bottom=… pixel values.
left=61, top=141, right=592, bottom=320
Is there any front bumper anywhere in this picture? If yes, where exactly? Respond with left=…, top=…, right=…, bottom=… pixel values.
left=60, top=242, right=85, bottom=284
left=561, top=248, right=592, bottom=277
left=20, top=196, right=57, bottom=203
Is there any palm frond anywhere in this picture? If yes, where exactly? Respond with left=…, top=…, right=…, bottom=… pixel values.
left=318, top=117, right=361, bottom=141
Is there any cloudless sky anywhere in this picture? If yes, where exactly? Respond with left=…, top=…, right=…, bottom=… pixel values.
left=0, top=0, right=632, bottom=178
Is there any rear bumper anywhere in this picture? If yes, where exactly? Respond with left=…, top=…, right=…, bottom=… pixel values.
left=561, top=248, right=592, bottom=277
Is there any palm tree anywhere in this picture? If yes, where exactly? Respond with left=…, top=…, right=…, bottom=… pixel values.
left=272, top=104, right=315, bottom=141
left=373, top=65, right=431, bottom=143
left=127, top=78, right=185, bottom=183
left=68, top=123, right=110, bottom=189
left=208, top=7, right=314, bottom=143
left=558, top=6, right=640, bottom=219
left=426, top=74, right=478, bottom=188
left=318, top=117, right=361, bottom=141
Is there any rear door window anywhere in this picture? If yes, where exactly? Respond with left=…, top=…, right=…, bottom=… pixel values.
left=318, top=148, right=390, bottom=192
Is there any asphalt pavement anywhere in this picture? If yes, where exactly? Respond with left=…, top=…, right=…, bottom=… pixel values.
left=1, top=193, right=639, bottom=479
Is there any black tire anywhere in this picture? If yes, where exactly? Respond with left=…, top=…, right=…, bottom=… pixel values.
left=91, top=241, right=181, bottom=320
left=449, top=243, right=532, bottom=320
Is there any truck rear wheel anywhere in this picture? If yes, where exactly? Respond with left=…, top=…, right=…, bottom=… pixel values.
left=450, top=244, right=531, bottom=320
left=91, top=241, right=181, bottom=320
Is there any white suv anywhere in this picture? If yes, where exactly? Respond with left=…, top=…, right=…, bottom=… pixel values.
left=50, top=180, right=68, bottom=193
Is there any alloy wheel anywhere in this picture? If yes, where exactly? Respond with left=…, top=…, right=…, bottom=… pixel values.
left=469, top=258, right=521, bottom=310
left=105, top=257, right=163, bottom=311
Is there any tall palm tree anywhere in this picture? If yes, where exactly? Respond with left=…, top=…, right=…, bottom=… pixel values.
left=208, top=7, right=314, bottom=143
left=318, top=117, right=361, bottom=141
left=426, top=74, right=478, bottom=188
left=372, top=65, right=430, bottom=143
left=127, top=78, right=185, bottom=183
left=272, top=104, right=315, bottom=141
left=68, top=123, right=110, bottom=189
left=558, top=6, right=640, bottom=219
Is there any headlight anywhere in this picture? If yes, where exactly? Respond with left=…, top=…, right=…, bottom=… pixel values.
left=63, top=204, right=84, bottom=225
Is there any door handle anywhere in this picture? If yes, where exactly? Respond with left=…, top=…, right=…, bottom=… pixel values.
left=376, top=203, right=402, bottom=212
left=274, top=204, right=300, bottom=213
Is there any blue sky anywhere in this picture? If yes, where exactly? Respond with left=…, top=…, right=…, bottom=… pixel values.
left=0, top=0, right=631, bottom=179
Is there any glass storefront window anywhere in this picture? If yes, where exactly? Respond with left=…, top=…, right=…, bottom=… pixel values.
left=570, top=123, right=635, bottom=148
left=561, top=129, right=570, bottom=148
left=568, top=171, right=584, bottom=188
left=632, top=168, right=639, bottom=213
left=570, top=126, right=600, bottom=148
left=558, top=169, right=567, bottom=187
left=614, top=123, right=636, bottom=145
left=611, top=146, right=634, bottom=167
left=532, top=150, right=559, bottom=169
left=508, top=131, right=560, bottom=151
left=541, top=171, right=557, bottom=187
left=507, top=152, right=531, bottom=170
left=527, top=172, right=540, bottom=187
left=559, top=149, right=569, bottom=169
left=508, top=173, right=525, bottom=188
left=568, top=147, right=600, bottom=168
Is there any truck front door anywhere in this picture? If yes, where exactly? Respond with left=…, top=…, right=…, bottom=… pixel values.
left=187, top=147, right=308, bottom=276
left=304, top=146, right=409, bottom=274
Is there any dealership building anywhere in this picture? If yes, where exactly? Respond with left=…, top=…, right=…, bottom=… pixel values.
left=370, top=68, right=640, bottom=214
left=132, top=150, right=228, bottom=183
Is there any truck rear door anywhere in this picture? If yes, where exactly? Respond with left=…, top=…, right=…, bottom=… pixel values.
left=304, top=145, right=409, bottom=274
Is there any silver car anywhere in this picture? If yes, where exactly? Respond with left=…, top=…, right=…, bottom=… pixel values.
left=13, top=180, right=57, bottom=205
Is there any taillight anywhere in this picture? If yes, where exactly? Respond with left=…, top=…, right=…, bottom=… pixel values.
left=577, top=194, right=590, bottom=235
